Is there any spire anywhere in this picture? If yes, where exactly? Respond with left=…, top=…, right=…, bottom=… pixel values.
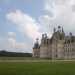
left=44, top=33, right=47, bottom=39
left=69, top=32, right=72, bottom=36
left=53, top=27, right=56, bottom=33
left=62, top=27, right=64, bottom=32
left=42, top=34, right=44, bottom=39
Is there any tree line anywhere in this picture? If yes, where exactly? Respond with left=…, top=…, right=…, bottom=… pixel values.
left=0, top=50, right=32, bottom=57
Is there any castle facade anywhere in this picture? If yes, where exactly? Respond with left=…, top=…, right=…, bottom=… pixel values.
left=33, top=26, right=75, bottom=59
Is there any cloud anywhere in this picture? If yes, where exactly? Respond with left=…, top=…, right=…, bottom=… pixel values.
left=40, top=0, right=75, bottom=34
left=8, top=37, right=30, bottom=52
left=6, top=10, right=42, bottom=41
left=8, top=32, right=16, bottom=39
left=0, top=32, right=31, bottom=53
left=5, top=0, right=75, bottom=53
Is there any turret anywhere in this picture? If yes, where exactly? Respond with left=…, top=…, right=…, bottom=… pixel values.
left=69, top=32, right=72, bottom=37
left=33, top=38, right=40, bottom=49
left=52, top=26, right=65, bottom=40
left=62, top=27, right=64, bottom=33
left=58, top=26, right=62, bottom=33
left=41, top=33, right=48, bottom=45
left=61, top=27, right=65, bottom=39
left=33, top=38, right=40, bottom=57
left=42, top=33, right=47, bottom=39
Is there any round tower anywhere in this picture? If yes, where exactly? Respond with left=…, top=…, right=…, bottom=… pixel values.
left=33, top=38, right=40, bottom=58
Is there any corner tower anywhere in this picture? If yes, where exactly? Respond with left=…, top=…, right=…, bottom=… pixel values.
left=33, top=38, right=40, bottom=58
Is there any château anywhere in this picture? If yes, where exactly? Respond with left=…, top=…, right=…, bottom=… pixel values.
left=33, top=26, right=75, bottom=59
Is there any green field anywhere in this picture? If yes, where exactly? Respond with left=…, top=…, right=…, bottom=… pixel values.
left=0, top=61, right=75, bottom=75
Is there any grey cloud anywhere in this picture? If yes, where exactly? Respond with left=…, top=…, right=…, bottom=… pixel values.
left=40, top=0, right=75, bottom=35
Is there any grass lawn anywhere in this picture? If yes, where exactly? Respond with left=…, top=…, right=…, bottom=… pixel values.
left=0, top=61, right=75, bottom=75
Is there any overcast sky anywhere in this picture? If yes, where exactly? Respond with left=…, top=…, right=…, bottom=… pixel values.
left=0, top=0, right=75, bottom=53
